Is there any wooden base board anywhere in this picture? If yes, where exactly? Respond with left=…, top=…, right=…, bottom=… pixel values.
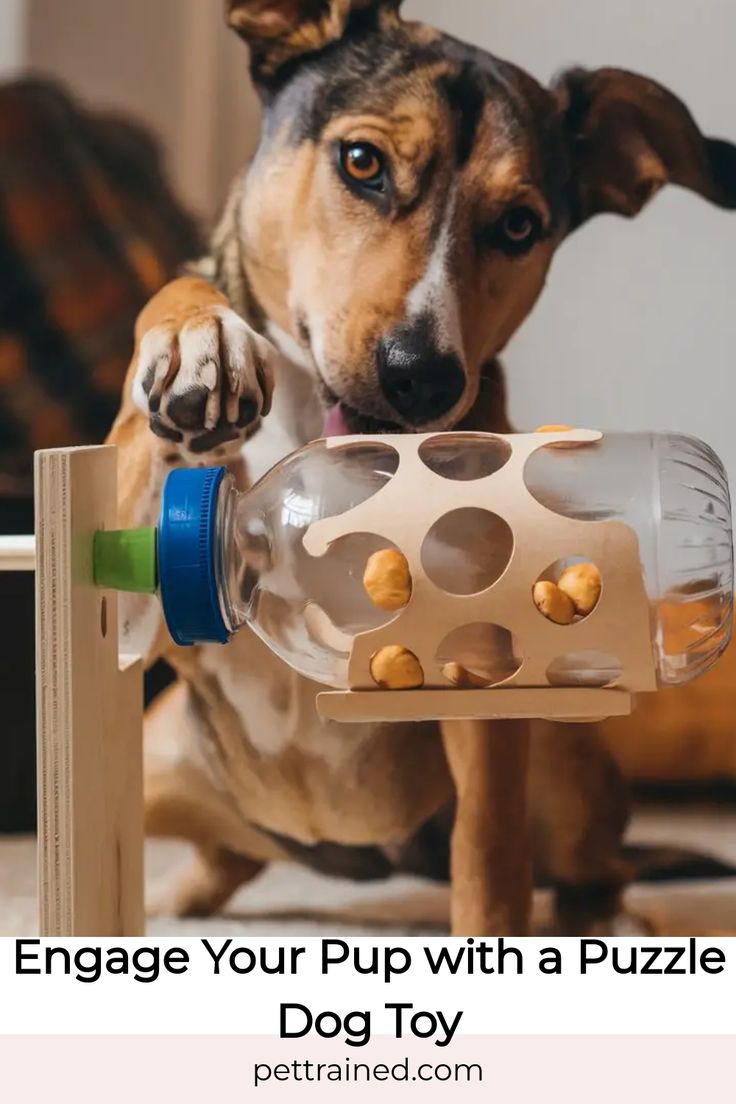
left=317, top=687, right=634, bottom=724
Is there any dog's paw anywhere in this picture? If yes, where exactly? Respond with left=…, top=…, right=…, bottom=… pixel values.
left=132, top=306, right=275, bottom=455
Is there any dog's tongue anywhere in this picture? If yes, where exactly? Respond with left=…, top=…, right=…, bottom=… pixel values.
left=322, top=404, right=352, bottom=438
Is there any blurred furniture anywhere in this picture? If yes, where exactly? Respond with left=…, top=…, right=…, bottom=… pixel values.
left=0, top=493, right=35, bottom=831
left=0, top=78, right=199, bottom=829
left=603, top=645, right=736, bottom=784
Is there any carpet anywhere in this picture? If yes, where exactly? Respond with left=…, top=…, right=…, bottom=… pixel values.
left=1, top=802, right=734, bottom=936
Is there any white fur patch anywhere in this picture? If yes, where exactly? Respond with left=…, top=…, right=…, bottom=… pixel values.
left=198, top=636, right=372, bottom=770
left=177, top=319, right=220, bottom=428
left=266, top=321, right=313, bottom=374
left=405, top=186, right=464, bottom=359
left=132, top=325, right=174, bottom=414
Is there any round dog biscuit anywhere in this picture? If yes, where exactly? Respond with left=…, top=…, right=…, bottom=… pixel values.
left=533, top=580, right=575, bottom=625
left=363, top=548, right=412, bottom=611
left=558, top=562, right=602, bottom=617
left=442, top=662, right=489, bottom=688
left=370, top=645, right=424, bottom=689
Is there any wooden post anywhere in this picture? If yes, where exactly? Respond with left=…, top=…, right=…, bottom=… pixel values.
left=34, top=446, right=144, bottom=936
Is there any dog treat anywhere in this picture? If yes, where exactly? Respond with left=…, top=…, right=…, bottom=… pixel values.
left=558, top=562, right=602, bottom=617
left=363, top=548, right=412, bottom=611
left=535, top=423, right=579, bottom=450
left=532, top=580, right=575, bottom=625
left=442, top=662, right=489, bottom=688
left=370, top=645, right=424, bottom=689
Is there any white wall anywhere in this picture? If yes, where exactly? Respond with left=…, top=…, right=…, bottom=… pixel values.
left=27, top=0, right=259, bottom=220
left=406, top=0, right=736, bottom=478
left=0, top=0, right=26, bottom=76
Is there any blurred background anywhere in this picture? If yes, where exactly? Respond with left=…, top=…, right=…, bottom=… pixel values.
left=5, top=0, right=259, bottom=220
left=0, top=0, right=734, bottom=930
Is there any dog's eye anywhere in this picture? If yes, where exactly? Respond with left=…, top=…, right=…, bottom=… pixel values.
left=339, top=142, right=386, bottom=190
left=498, top=206, right=543, bottom=254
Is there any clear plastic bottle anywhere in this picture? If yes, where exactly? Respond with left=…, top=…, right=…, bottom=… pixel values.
left=94, top=432, right=733, bottom=690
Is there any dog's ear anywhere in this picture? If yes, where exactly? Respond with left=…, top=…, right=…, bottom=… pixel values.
left=227, top=1, right=404, bottom=83
left=555, top=67, right=736, bottom=228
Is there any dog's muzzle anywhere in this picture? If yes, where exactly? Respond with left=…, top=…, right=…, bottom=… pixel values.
left=377, top=318, right=466, bottom=426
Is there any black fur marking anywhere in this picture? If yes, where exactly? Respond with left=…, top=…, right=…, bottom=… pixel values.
left=284, top=30, right=438, bottom=143
left=397, top=153, right=439, bottom=220
left=439, top=63, right=485, bottom=167
left=345, top=4, right=383, bottom=37
left=554, top=882, right=623, bottom=931
left=263, top=829, right=394, bottom=882
left=396, top=803, right=453, bottom=882
left=623, top=844, right=736, bottom=883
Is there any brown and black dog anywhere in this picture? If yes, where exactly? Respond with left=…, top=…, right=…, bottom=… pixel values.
left=108, top=0, right=736, bottom=935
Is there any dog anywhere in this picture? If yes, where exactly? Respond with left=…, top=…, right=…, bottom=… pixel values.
left=107, top=0, right=736, bottom=935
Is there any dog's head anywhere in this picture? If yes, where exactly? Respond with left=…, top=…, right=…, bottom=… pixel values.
left=229, top=0, right=736, bottom=433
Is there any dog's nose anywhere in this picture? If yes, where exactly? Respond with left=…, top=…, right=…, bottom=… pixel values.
left=378, top=325, right=466, bottom=425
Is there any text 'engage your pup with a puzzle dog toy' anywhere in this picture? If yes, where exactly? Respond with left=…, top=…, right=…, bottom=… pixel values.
left=94, top=427, right=734, bottom=724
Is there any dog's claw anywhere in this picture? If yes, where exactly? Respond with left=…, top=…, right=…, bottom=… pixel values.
left=132, top=306, right=277, bottom=456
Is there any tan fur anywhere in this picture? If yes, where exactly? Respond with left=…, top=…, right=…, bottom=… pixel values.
left=164, top=641, right=452, bottom=848
left=442, top=719, right=533, bottom=935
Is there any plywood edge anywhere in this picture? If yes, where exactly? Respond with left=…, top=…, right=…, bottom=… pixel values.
left=316, top=687, right=633, bottom=724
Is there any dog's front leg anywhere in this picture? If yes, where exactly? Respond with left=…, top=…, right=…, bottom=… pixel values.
left=107, top=274, right=277, bottom=659
left=441, top=719, right=532, bottom=936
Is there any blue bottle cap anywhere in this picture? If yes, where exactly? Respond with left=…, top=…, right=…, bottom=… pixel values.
left=158, top=466, right=230, bottom=646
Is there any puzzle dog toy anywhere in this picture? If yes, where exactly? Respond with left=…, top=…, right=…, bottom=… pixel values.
left=95, top=427, right=734, bottom=723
